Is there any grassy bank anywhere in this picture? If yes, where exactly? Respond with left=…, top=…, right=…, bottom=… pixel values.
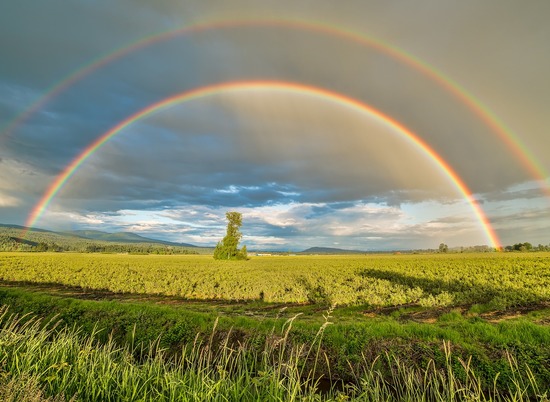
left=0, top=284, right=549, bottom=399
left=0, top=304, right=548, bottom=401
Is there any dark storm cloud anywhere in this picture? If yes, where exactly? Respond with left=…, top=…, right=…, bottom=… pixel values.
left=0, top=0, right=173, bottom=87
left=3, top=3, right=545, bottom=194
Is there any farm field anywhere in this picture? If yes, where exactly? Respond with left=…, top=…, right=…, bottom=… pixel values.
left=1, top=252, right=549, bottom=309
left=0, top=252, right=549, bottom=400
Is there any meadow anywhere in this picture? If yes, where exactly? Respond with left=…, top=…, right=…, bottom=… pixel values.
left=0, top=252, right=549, bottom=308
left=0, top=252, right=549, bottom=400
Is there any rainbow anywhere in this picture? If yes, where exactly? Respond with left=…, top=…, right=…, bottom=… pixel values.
left=2, top=17, right=548, bottom=196
left=25, top=80, right=502, bottom=249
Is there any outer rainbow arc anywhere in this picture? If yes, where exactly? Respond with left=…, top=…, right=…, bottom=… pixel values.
left=25, top=80, right=502, bottom=249
left=3, top=17, right=547, bottom=197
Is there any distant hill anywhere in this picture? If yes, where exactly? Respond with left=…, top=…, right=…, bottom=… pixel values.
left=0, top=223, right=54, bottom=233
left=64, top=229, right=109, bottom=239
left=0, top=224, right=211, bottom=254
left=65, top=230, right=196, bottom=247
left=299, top=246, right=366, bottom=254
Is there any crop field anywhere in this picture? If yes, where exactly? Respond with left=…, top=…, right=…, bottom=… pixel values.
left=0, top=252, right=549, bottom=401
left=0, top=252, right=549, bottom=308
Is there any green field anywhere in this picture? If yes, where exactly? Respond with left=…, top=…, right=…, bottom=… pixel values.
left=0, top=252, right=549, bottom=400
left=1, top=252, right=549, bottom=307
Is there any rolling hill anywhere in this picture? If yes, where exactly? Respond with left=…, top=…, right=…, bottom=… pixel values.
left=65, top=230, right=196, bottom=247
left=0, top=224, right=211, bottom=254
left=299, top=246, right=366, bottom=254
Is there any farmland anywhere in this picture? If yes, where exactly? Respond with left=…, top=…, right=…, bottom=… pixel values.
left=0, top=252, right=549, bottom=308
left=0, top=252, right=549, bottom=400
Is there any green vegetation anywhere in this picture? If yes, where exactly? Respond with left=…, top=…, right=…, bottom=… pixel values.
left=213, top=212, right=248, bottom=260
left=504, top=242, right=550, bottom=252
left=0, top=225, right=209, bottom=254
left=0, top=252, right=549, bottom=307
left=0, top=300, right=548, bottom=401
left=0, top=252, right=549, bottom=399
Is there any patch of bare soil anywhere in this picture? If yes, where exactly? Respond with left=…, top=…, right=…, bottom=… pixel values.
left=362, top=304, right=454, bottom=323
left=479, top=302, right=550, bottom=323
left=362, top=302, right=550, bottom=324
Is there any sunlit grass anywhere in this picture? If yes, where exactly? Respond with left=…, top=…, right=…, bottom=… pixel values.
left=0, top=306, right=547, bottom=401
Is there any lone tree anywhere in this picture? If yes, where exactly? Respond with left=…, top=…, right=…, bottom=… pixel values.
left=213, top=211, right=248, bottom=260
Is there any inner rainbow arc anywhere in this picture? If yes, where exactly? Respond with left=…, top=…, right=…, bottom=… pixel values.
left=25, top=80, right=502, bottom=249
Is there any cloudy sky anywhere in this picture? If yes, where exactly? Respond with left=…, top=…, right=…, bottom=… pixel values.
left=1, top=1, right=549, bottom=250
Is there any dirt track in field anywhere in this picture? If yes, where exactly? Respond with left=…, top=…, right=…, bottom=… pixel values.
left=1, top=279, right=549, bottom=324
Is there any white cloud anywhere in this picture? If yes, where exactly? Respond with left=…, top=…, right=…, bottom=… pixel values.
left=0, top=192, right=20, bottom=207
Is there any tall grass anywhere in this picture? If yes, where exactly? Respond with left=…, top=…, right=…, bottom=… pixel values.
left=0, top=306, right=546, bottom=401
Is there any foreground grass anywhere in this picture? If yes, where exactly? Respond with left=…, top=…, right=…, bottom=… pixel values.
left=0, top=252, right=549, bottom=399
left=0, top=286, right=549, bottom=400
left=0, top=307, right=548, bottom=401
left=0, top=287, right=550, bottom=390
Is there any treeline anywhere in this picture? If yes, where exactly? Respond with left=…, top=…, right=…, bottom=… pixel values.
left=84, top=244, right=197, bottom=254
left=0, top=228, right=201, bottom=254
left=503, top=242, right=549, bottom=252
left=455, top=243, right=549, bottom=253
left=0, top=237, right=198, bottom=254
left=418, top=244, right=494, bottom=254
left=434, top=243, right=550, bottom=253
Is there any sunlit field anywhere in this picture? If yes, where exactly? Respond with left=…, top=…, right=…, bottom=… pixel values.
left=0, top=252, right=549, bottom=400
left=1, top=252, right=549, bottom=307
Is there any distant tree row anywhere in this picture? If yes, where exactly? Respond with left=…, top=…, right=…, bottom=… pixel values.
left=504, top=242, right=550, bottom=252
left=84, top=244, right=198, bottom=255
left=435, top=244, right=492, bottom=253
left=0, top=234, right=198, bottom=254
left=435, top=242, right=550, bottom=253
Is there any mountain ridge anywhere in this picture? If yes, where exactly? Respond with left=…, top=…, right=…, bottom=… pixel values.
left=63, top=230, right=196, bottom=247
left=0, top=223, right=200, bottom=249
left=299, top=246, right=366, bottom=254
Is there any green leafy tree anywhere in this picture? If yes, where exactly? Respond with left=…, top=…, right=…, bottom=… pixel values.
left=512, top=242, right=533, bottom=252
left=213, top=212, right=248, bottom=260
left=438, top=243, right=448, bottom=253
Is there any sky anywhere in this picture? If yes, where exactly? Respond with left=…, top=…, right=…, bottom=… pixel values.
left=1, top=0, right=549, bottom=251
